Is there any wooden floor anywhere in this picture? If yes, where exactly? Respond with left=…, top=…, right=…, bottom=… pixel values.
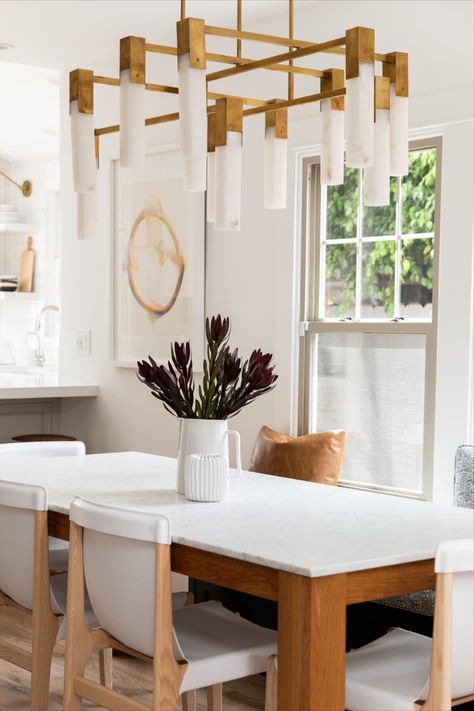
left=0, top=605, right=266, bottom=711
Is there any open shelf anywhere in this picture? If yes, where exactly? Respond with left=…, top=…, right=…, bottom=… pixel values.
left=0, top=223, right=35, bottom=234
left=0, top=291, right=40, bottom=301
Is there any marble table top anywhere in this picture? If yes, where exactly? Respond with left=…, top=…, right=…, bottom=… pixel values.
left=1, top=452, right=472, bottom=577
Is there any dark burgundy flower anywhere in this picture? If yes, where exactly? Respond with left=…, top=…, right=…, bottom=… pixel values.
left=138, top=315, right=277, bottom=419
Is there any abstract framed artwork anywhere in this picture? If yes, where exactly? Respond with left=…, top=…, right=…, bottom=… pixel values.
left=113, top=145, right=205, bottom=367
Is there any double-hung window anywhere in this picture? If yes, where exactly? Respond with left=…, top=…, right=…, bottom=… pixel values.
left=299, top=137, right=441, bottom=498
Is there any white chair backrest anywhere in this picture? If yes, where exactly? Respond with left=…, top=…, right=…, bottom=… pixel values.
left=0, top=441, right=86, bottom=463
left=0, top=480, right=47, bottom=609
left=435, top=538, right=474, bottom=699
left=70, top=498, right=177, bottom=658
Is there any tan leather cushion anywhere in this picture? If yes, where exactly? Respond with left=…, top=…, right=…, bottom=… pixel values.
left=248, top=426, right=345, bottom=485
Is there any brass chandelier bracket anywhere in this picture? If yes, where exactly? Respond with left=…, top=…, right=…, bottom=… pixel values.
left=345, top=26, right=375, bottom=80
left=69, top=0, right=408, bottom=163
left=321, top=68, right=345, bottom=111
left=177, top=17, right=206, bottom=68
left=375, top=76, right=391, bottom=110
left=215, top=97, right=243, bottom=146
left=266, top=103, right=288, bottom=139
left=207, top=113, right=216, bottom=153
left=383, top=51, right=409, bottom=97
left=120, top=36, right=146, bottom=83
left=69, top=68, right=94, bottom=113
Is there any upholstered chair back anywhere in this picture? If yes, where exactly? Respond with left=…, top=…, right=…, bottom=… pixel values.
left=70, top=498, right=182, bottom=659
left=0, top=481, right=47, bottom=609
left=453, top=445, right=474, bottom=508
left=0, top=441, right=86, bottom=461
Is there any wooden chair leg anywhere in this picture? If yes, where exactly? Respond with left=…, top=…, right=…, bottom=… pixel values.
left=98, top=647, right=113, bottom=688
left=265, top=655, right=278, bottom=711
left=31, top=511, right=61, bottom=711
left=206, top=683, right=223, bottom=711
left=182, top=689, right=197, bottom=710
left=30, top=610, right=59, bottom=711
left=185, top=591, right=195, bottom=606
left=63, top=522, right=92, bottom=711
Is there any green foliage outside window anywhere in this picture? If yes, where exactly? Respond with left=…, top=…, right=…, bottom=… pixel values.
left=324, top=149, right=436, bottom=317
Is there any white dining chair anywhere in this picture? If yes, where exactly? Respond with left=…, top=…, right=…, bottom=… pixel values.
left=0, top=440, right=86, bottom=573
left=63, top=497, right=277, bottom=711
left=343, top=538, right=474, bottom=711
left=0, top=479, right=111, bottom=711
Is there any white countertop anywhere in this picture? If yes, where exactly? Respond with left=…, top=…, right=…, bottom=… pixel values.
left=1, top=452, right=472, bottom=577
left=0, top=366, right=98, bottom=398
left=0, top=384, right=98, bottom=399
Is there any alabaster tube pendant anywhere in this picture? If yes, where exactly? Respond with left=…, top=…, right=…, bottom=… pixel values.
left=364, top=108, right=390, bottom=206
left=70, top=100, right=97, bottom=193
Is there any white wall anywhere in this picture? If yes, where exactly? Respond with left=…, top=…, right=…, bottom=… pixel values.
left=58, top=1, right=473, bottom=500
left=0, top=157, right=60, bottom=369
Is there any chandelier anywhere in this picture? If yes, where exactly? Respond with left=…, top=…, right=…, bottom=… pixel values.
left=69, top=0, right=408, bottom=232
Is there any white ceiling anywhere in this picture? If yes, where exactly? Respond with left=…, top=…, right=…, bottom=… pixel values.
left=0, top=1, right=316, bottom=70
left=0, top=62, right=59, bottom=162
left=0, top=0, right=472, bottom=161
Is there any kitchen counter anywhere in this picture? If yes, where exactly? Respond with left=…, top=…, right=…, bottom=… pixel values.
left=0, top=367, right=98, bottom=399
left=0, top=384, right=98, bottom=399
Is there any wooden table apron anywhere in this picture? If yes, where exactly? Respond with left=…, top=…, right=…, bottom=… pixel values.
left=48, top=510, right=436, bottom=711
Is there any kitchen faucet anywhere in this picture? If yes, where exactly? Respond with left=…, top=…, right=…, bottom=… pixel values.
left=27, top=304, right=59, bottom=367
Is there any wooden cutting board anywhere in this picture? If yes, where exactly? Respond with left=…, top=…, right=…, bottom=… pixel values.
left=18, top=236, right=35, bottom=292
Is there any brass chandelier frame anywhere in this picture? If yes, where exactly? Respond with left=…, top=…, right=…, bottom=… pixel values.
left=69, top=0, right=408, bottom=162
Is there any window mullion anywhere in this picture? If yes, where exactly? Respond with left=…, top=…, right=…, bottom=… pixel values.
left=355, top=169, right=363, bottom=319
left=394, top=176, right=402, bottom=318
left=319, top=183, right=328, bottom=318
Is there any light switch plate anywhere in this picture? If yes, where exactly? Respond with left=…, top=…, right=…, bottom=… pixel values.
left=76, top=330, right=91, bottom=356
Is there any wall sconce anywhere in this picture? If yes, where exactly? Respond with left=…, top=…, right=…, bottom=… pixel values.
left=0, top=169, right=32, bottom=197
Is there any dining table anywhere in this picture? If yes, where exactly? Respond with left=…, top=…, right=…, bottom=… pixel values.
left=1, top=451, right=473, bottom=711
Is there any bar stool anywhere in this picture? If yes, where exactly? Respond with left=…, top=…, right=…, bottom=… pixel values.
left=12, top=434, right=77, bottom=442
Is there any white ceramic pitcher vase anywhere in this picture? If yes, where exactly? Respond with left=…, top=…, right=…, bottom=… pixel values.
left=176, top=418, right=241, bottom=495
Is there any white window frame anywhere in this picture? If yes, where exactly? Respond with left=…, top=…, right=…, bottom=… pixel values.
left=298, top=137, right=442, bottom=500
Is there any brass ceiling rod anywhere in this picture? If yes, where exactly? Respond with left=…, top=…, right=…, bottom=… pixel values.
left=288, top=0, right=294, bottom=101
left=236, top=0, right=242, bottom=60
left=0, top=169, right=32, bottom=197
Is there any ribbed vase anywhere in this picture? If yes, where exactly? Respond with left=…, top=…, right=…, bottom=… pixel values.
left=184, top=454, right=228, bottom=502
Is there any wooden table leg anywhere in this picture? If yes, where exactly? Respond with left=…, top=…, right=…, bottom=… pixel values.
left=277, top=572, right=347, bottom=711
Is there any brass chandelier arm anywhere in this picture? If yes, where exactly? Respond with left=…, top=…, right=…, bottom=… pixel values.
left=204, top=24, right=387, bottom=62
left=206, top=37, right=347, bottom=83
left=144, top=42, right=325, bottom=77
left=208, top=92, right=269, bottom=107
left=90, top=60, right=324, bottom=97
left=242, top=86, right=346, bottom=117
left=207, top=52, right=324, bottom=77
left=145, top=42, right=176, bottom=55
left=93, top=87, right=345, bottom=139
left=145, top=83, right=179, bottom=94
left=93, top=75, right=120, bottom=86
